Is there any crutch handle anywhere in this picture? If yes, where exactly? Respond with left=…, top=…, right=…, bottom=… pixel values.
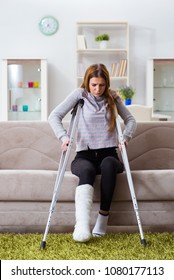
left=71, top=99, right=84, bottom=115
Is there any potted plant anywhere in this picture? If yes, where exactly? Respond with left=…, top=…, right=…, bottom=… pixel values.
left=95, top=33, right=110, bottom=49
left=118, top=85, right=135, bottom=105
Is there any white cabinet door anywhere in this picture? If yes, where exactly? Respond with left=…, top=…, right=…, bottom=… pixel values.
left=146, top=58, right=174, bottom=120
left=1, top=58, right=48, bottom=121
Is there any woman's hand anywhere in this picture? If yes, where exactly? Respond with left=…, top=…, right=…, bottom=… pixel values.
left=118, top=140, right=128, bottom=152
left=61, top=139, right=70, bottom=152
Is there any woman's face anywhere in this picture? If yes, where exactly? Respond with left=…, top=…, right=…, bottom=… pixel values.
left=89, top=77, right=106, bottom=97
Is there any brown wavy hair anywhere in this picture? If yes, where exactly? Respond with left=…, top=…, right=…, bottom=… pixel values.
left=80, top=63, right=116, bottom=132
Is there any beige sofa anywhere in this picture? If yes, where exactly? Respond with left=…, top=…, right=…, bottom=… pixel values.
left=0, top=121, right=174, bottom=234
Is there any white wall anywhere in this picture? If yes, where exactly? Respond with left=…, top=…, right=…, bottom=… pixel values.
left=0, top=0, right=174, bottom=117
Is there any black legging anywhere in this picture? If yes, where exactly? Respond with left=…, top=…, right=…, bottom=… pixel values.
left=71, top=147, right=124, bottom=211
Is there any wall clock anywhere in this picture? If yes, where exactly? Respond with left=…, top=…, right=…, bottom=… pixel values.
left=39, top=16, right=59, bottom=36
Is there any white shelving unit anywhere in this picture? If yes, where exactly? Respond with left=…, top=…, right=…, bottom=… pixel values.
left=146, top=58, right=174, bottom=120
left=76, top=22, right=129, bottom=90
left=1, top=58, right=48, bottom=121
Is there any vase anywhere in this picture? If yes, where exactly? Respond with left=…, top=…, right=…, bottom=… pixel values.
left=99, top=41, right=108, bottom=49
left=125, top=99, right=132, bottom=105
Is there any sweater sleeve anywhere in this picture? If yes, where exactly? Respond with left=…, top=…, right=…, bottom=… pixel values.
left=48, top=88, right=84, bottom=141
left=115, top=95, right=137, bottom=142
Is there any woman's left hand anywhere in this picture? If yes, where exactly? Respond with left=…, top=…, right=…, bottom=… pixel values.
left=61, top=139, right=70, bottom=152
left=118, top=140, right=128, bottom=151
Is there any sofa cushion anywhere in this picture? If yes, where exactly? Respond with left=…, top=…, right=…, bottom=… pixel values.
left=128, top=122, right=174, bottom=170
left=1, top=121, right=174, bottom=171
left=1, top=169, right=174, bottom=202
left=0, top=122, right=59, bottom=170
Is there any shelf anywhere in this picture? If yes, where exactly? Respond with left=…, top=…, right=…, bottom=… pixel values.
left=77, top=22, right=128, bottom=26
left=154, top=86, right=174, bottom=89
left=77, top=76, right=127, bottom=79
left=9, top=87, right=41, bottom=90
left=8, top=110, right=41, bottom=113
left=155, top=110, right=174, bottom=113
left=76, top=22, right=129, bottom=88
left=77, top=49, right=127, bottom=52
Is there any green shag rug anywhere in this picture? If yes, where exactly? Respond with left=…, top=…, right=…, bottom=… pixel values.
left=0, top=232, right=174, bottom=260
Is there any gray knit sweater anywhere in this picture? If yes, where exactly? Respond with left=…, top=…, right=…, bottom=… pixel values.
left=48, top=88, right=136, bottom=151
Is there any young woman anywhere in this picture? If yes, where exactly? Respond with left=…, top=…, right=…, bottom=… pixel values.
left=48, top=64, right=136, bottom=243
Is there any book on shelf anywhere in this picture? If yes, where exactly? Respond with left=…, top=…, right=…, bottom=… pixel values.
left=115, top=59, right=127, bottom=77
left=110, top=63, right=116, bottom=77
left=77, top=35, right=87, bottom=50
left=110, top=62, right=121, bottom=77
left=110, top=59, right=127, bottom=78
left=115, top=63, right=120, bottom=77
left=118, top=59, right=124, bottom=77
left=115, top=60, right=122, bottom=77
left=122, top=59, right=127, bottom=77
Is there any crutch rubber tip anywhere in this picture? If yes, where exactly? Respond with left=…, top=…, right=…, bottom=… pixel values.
left=40, top=241, right=46, bottom=249
left=141, top=239, right=147, bottom=247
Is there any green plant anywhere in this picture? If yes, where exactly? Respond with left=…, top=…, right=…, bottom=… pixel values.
left=95, top=33, right=110, bottom=42
left=118, top=85, right=135, bottom=100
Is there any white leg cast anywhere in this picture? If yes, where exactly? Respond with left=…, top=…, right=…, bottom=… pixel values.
left=73, top=184, right=94, bottom=242
left=92, top=213, right=109, bottom=237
